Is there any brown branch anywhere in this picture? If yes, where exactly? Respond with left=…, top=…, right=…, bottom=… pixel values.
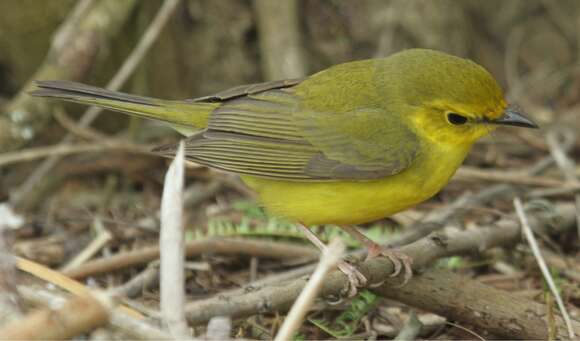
left=373, top=268, right=579, bottom=340
left=184, top=204, right=580, bottom=340
left=0, top=292, right=110, bottom=340
left=63, top=238, right=318, bottom=279
left=17, top=287, right=177, bottom=341
left=0, top=142, right=156, bottom=167
left=456, top=166, right=579, bottom=189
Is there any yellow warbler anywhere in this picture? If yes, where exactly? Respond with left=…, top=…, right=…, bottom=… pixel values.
left=32, top=49, right=537, bottom=294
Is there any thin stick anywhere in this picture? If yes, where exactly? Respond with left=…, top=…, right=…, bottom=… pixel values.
left=17, top=286, right=178, bottom=341
left=456, top=166, right=579, bottom=189
left=160, top=142, right=189, bottom=338
left=274, top=238, right=344, bottom=341
left=12, top=0, right=180, bottom=205
left=63, top=238, right=317, bottom=279
left=546, top=129, right=580, bottom=240
left=108, top=264, right=160, bottom=299
left=0, top=141, right=155, bottom=168
left=61, top=218, right=113, bottom=272
left=513, top=197, right=575, bottom=339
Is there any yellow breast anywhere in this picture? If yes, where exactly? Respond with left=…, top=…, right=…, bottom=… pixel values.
left=241, top=143, right=471, bottom=226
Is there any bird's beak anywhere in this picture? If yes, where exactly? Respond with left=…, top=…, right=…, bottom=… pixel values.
left=491, top=107, right=538, bottom=129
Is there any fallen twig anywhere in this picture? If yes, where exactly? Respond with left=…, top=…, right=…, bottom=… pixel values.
left=60, top=217, right=113, bottom=272
left=456, top=166, right=580, bottom=189
left=546, top=129, right=580, bottom=240
left=0, top=290, right=111, bottom=340
left=16, top=257, right=143, bottom=319
left=0, top=141, right=155, bottom=168
left=63, top=238, right=318, bottom=279
left=108, top=263, right=160, bottom=298
left=394, top=311, right=422, bottom=341
left=17, top=286, right=177, bottom=341
left=514, top=197, right=576, bottom=339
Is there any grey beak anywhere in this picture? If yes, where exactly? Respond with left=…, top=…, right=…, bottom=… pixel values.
left=492, top=108, right=539, bottom=129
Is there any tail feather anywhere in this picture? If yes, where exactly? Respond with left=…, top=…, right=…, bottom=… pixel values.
left=32, top=80, right=158, bottom=106
left=31, top=80, right=214, bottom=134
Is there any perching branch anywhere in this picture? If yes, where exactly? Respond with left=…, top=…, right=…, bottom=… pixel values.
left=184, top=203, right=580, bottom=339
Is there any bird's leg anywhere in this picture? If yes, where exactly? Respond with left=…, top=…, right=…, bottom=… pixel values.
left=296, top=224, right=367, bottom=297
left=340, top=225, right=413, bottom=285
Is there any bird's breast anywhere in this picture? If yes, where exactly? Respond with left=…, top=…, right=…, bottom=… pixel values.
left=241, top=143, right=470, bottom=226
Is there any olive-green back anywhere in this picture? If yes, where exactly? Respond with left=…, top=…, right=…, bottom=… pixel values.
left=158, top=59, right=420, bottom=181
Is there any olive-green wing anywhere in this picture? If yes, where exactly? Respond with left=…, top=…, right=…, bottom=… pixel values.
left=157, top=83, right=420, bottom=181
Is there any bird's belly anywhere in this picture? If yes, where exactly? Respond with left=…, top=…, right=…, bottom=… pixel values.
left=241, top=146, right=468, bottom=226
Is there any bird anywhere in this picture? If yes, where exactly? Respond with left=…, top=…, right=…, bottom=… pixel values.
left=31, top=48, right=538, bottom=296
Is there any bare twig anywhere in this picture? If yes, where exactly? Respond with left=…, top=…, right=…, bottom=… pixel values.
left=0, top=141, right=155, bottom=168
left=160, top=142, right=189, bottom=338
left=274, top=238, right=344, bottom=341
left=52, top=108, right=110, bottom=141
left=18, top=286, right=177, bottom=341
left=0, top=290, right=111, bottom=340
left=546, top=129, right=580, bottom=239
left=108, top=263, right=160, bottom=299
left=456, top=166, right=579, bottom=189
left=394, top=311, right=422, bottom=341
left=372, top=313, right=445, bottom=338
left=514, top=198, right=576, bottom=339
left=16, top=257, right=143, bottom=319
left=63, top=238, right=317, bottom=279
left=61, top=218, right=113, bottom=272
left=12, top=0, right=180, bottom=206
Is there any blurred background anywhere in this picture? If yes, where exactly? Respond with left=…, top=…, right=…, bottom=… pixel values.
left=0, top=1, right=579, bottom=339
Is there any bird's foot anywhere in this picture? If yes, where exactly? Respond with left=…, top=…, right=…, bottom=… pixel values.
left=366, top=245, right=413, bottom=287
left=336, top=260, right=367, bottom=298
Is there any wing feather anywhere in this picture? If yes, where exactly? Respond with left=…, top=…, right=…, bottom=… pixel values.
left=156, top=79, right=420, bottom=181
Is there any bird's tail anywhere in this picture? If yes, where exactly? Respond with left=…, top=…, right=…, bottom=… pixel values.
left=31, top=80, right=216, bottom=135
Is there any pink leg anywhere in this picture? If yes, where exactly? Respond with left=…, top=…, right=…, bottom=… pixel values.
left=297, top=224, right=367, bottom=297
left=340, top=225, right=413, bottom=285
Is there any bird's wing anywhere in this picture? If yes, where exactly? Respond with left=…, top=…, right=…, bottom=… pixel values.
left=157, top=84, right=420, bottom=181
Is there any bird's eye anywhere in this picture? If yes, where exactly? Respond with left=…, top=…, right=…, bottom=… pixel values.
left=446, top=113, right=468, bottom=125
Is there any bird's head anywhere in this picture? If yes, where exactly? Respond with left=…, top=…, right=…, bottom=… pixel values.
left=378, top=49, right=538, bottom=148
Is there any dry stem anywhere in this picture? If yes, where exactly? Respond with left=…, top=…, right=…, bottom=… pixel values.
left=514, top=197, right=576, bottom=339
left=63, top=238, right=318, bottom=279
left=274, top=238, right=344, bottom=341
left=160, top=142, right=189, bottom=338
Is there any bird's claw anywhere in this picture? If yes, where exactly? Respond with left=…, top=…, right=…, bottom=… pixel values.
left=367, top=246, right=413, bottom=287
left=337, top=261, right=367, bottom=298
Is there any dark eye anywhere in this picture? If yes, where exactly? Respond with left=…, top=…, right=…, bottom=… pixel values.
left=447, top=113, right=468, bottom=125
